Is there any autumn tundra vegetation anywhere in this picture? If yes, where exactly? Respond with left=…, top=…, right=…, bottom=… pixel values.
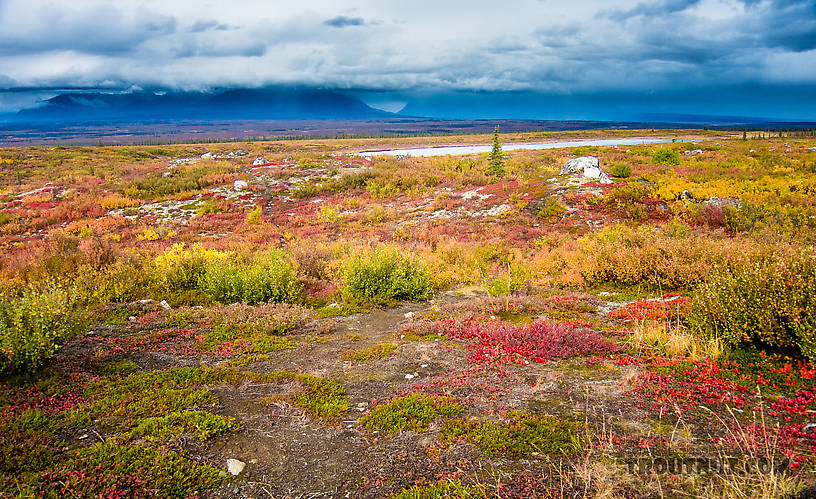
left=1, top=128, right=816, bottom=497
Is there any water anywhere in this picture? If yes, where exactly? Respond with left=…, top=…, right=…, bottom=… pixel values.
left=359, top=137, right=688, bottom=158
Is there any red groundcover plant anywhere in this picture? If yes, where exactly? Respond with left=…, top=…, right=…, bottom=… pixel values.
left=609, top=295, right=692, bottom=323
left=431, top=317, right=619, bottom=366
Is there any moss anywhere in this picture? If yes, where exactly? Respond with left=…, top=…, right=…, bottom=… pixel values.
left=197, top=324, right=296, bottom=355
left=360, top=394, right=462, bottom=435
left=342, top=343, right=398, bottom=361
left=441, top=412, right=582, bottom=459
left=0, top=428, right=62, bottom=473
left=4, top=408, right=56, bottom=434
left=94, top=359, right=140, bottom=377
left=257, top=371, right=350, bottom=421
left=45, top=442, right=225, bottom=497
left=315, top=303, right=368, bottom=319
left=402, top=331, right=444, bottom=342
left=392, top=480, right=485, bottom=498
left=123, top=410, right=241, bottom=443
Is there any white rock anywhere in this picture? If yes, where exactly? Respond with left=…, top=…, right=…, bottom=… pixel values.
left=159, top=300, right=172, bottom=311
left=405, top=374, right=415, bottom=380
left=233, top=180, right=249, bottom=191
left=561, top=156, right=599, bottom=175
left=404, top=312, right=415, bottom=320
left=683, top=149, right=703, bottom=156
left=253, top=157, right=267, bottom=166
left=226, top=459, right=245, bottom=476
left=560, top=156, right=613, bottom=185
left=201, top=152, right=213, bottom=159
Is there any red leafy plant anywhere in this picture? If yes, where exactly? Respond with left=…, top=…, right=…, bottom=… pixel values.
left=609, top=295, right=692, bottom=323
left=412, top=317, right=619, bottom=366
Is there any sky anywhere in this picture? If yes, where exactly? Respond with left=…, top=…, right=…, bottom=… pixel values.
left=0, top=0, right=815, bottom=119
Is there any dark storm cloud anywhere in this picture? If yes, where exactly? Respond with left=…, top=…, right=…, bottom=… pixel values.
left=752, top=0, right=816, bottom=51
left=0, top=0, right=813, bottom=110
left=603, top=0, right=702, bottom=21
left=189, top=20, right=230, bottom=33
left=323, top=15, right=367, bottom=27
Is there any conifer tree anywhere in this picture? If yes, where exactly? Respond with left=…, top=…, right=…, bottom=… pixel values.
left=486, top=125, right=505, bottom=177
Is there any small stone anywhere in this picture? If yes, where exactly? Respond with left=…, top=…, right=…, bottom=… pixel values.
left=159, top=300, right=172, bottom=311
left=227, top=458, right=245, bottom=476
left=404, top=312, right=415, bottom=320
left=128, top=316, right=136, bottom=322
left=420, top=364, right=428, bottom=368
left=405, top=374, right=415, bottom=380
left=233, top=180, right=249, bottom=190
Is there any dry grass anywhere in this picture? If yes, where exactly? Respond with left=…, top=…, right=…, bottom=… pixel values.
left=627, top=319, right=722, bottom=360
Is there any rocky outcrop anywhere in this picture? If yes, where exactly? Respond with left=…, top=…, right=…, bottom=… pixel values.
left=560, top=156, right=613, bottom=184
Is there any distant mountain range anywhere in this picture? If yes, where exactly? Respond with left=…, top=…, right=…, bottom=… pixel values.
left=14, top=88, right=392, bottom=122
left=5, top=86, right=815, bottom=129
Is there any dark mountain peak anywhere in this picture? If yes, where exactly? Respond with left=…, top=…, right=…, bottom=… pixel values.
left=17, top=87, right=390, bottom=122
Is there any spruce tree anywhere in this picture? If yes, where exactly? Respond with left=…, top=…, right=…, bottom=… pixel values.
left=486, top=125, right=505, bottom=177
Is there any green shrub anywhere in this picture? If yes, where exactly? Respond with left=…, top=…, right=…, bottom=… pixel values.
left=153, top=245, right=301, bottom=305
left=441, top=412, right=582, bottom=458
left=0, top=284, right=83, bottom=375
left=609, top=163, right=632, bottom=178
left=536, top=197, right=566, bottom=220
left=73, top=259, right=150, bottom=306
left=688, top=254, right=816, bottom=360
left=195, top=198, right=220, bottom=216
left=153, top=243, right=230, bottom=293
left=341, top=249, right=433, bottom=305
left=360, top=394, right=462, bottom=435
left=199, top=251, right=301, bottom=305
left=486, top=262, right=531, bottom=297
left=652, top=149, right=681, bottom=166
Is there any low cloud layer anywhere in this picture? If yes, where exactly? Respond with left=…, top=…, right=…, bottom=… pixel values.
left=0, top=0, right=814, bottom=115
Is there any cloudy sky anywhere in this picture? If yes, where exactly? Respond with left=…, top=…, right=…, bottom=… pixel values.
left=1, top=0, right=815, bottom=118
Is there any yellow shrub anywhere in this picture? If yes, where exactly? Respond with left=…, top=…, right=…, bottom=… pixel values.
left=318, top=205, right=341, bottom=224
left=100, top=195, right=141, bottom=210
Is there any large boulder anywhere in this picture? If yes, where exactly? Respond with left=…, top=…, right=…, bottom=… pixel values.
left=560, top=156, right=613, bottom=184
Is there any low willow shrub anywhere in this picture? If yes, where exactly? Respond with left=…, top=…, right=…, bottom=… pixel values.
left=0, top=284, right=83, bottom=374
left=199, top=252, right=301, bottom=305
left=688, top=254, right=816, bottom=360
left=153, top=244, right=301, bottom=305
left=341, top=248, right=433, bottom=305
